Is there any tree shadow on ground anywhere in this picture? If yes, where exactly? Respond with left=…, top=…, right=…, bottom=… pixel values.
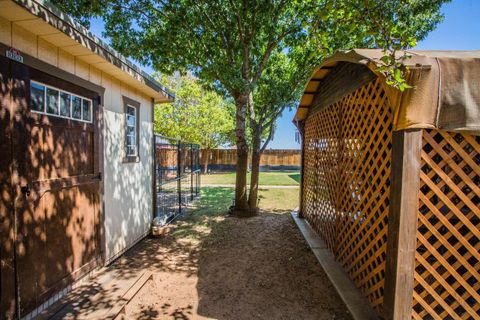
left=117, top=187, right=351, bottom=320
left=194, top=211, right=351, bottom=320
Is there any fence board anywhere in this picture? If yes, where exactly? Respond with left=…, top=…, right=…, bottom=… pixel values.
left=200, top=149, right=301, bottom=170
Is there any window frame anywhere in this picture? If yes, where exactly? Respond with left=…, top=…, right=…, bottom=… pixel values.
left=122, top=96, right=141, bottom=163
left=29, top=80, right=93, bottom=123
left=125, top=105, right=137, bottom=156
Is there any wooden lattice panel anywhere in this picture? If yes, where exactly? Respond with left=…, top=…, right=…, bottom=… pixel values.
left=302, top=78, right=392, bottom=313
left=303, top=100, right=340, bottom=251
left=335, top=79, right=392, bottom=311
left=413, top=130, right=480, bottom=320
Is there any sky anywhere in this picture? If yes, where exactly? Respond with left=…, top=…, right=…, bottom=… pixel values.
left=89, top=0, right=480, bottom=149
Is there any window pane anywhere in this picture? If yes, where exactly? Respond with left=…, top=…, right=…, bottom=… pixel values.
left=60, top=92, right=71, bottom=117
left=125, top=105, right=137, bottom=157
left=127, top=126, right=136, bottom=136
left=72, top=96, right=82, bottom=119
left=127, top=134, right=135, bottom=146
left=127, top=115, right=135, bottom=127
left=30, top=82, right=45, bottom=112
left=127, top=145, right=136, bottom=156
left=82, top=99, right=92, bottom=122
left=46, top=88, right=59, bottom=114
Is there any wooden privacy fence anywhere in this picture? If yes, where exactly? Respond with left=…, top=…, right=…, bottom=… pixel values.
left=301, top=78, right=480, bottom=319
left=201, top=149, right=301, bottom=171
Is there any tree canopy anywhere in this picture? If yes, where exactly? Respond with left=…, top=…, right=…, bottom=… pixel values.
left=154, top=73, right=234, bottom=149
left=51, top=0, right=449, bottom=211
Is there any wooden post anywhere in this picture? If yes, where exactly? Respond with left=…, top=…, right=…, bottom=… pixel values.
left=298, top=121, right=305, bottom=218
left=383, top=129, right=423, bottom=320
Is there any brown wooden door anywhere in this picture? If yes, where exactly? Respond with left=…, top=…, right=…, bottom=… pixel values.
left=0, top=59, right=102, bottom=316
left=0, top=56, right=17, bottom=319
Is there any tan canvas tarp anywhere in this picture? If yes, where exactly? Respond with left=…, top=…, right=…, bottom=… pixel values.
left=295, top=49, right=480, bottom=134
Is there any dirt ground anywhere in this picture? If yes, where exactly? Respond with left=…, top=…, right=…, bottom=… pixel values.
left=117, top=209, right=352, bottom=320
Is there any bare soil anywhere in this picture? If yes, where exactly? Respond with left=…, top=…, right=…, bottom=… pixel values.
left=118, top=211, right=352, bottom=320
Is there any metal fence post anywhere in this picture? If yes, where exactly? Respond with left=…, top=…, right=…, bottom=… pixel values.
left=154, top=135, right=200, bottom=225
left=177, top=141, right=182, bottom=214
left=197, top=147, right=200, bottom=196
left=190, top=144, right=194, bottom=201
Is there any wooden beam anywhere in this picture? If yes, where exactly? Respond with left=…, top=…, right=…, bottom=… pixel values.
left=383, top=129, right=423, bottom=320
left=298, top=120, right=306, bottom=218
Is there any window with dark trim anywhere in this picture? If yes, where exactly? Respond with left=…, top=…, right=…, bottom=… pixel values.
left=123, top=96, right=140, bottom=163
left=30, top=80, right=93, bottom=123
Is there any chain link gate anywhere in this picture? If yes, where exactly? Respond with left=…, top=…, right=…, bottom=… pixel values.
left=154, top=135, right=200, bottom=225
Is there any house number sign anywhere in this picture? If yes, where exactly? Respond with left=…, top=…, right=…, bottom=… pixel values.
left=6, top=47, right=24, bottom=63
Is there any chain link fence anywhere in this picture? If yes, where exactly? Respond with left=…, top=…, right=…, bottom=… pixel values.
left=154, top=135, right=200, bottom=226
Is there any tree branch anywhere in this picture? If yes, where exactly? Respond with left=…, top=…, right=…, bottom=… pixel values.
left=261, top=121, right=275, bottom=152
left=252, top=25, right=301, bottom=84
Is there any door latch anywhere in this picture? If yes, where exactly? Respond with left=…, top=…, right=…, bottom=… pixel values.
left=20, top=185, right=30, bottom=197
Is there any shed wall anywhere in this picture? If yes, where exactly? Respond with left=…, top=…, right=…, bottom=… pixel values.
left=0, top=18, right=154, bottom=263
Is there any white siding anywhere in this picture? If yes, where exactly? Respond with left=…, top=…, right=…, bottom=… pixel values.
left=102, top=76, right=153, bottom=261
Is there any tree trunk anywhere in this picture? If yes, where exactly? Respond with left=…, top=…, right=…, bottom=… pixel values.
left=234, top=93, right=250, bottom=211
left=202, top=148, right=210, bottom=174
left=248, top=124, right=261, bottom=209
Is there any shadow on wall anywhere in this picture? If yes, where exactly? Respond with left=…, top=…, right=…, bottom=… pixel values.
left=44, top=188, right=231, bottom=318
left=1, top=62, right=101, bottom=317
left=103, top=105, right=152, bottom=263
left=29, top=106, right=154, bottom=318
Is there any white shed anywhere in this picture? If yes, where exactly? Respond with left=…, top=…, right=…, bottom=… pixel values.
left=0, top=0, right=173, bottom=317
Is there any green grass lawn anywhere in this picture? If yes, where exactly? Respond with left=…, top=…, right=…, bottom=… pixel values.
left=190, top=187, right=299, bottom=215
left=201, top=171, right=300, bottom=186
left=257, top=188, right=299, bottom=211
left=172, top=186, right=299, bottom=249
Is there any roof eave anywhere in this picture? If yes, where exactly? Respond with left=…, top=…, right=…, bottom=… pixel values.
left=12, top=0, right=174, bottom=100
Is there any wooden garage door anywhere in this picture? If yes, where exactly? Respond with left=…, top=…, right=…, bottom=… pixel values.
left=0, top=56, right=102, bottom=317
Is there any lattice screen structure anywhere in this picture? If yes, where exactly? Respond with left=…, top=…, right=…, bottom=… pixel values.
left=302, top=97, right=339, bottom=250
left=302, top=78, right=392, bottom=313
left=413, top=130, right=480, bottom=320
